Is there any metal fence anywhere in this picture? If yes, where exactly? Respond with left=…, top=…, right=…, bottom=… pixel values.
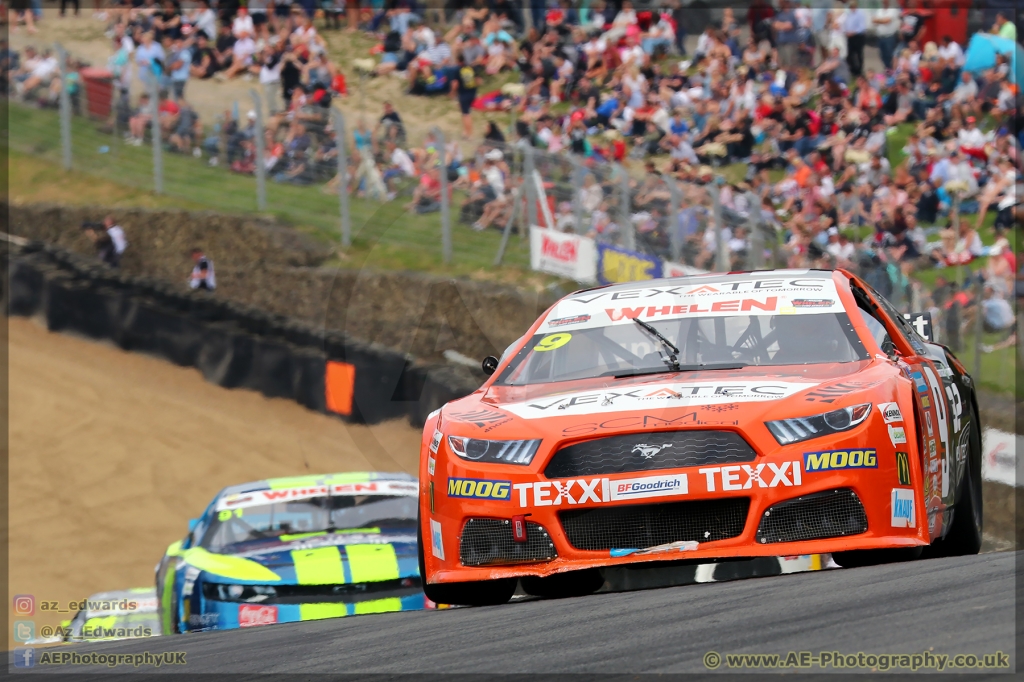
left=35, top=40, right=798, bottom=278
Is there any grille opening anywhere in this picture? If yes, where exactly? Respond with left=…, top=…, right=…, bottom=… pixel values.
left=755, top=488, right=868, bottom=544
left=559, top=498, right=750, bottom=551
left=459, top=518, right=557, bottom=567
left=545, top=430, right=756, bottom=478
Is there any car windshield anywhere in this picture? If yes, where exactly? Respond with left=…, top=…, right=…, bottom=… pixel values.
left=497, top=312, right=868, bottom=386
left=200, top=495, right=416, bottom=553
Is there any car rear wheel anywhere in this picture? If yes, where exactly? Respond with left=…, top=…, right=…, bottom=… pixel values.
left=417, top=516, right=517, bottom=607
left=521, top=568, right=605, bottom=599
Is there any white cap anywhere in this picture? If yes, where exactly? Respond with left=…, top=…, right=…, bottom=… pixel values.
left=484, top=149, right=504, bottom=161
left=247, top=110, right=257, bottom=119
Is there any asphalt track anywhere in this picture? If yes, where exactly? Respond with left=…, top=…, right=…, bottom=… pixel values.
left=15, top=552, right=1017, bottom=676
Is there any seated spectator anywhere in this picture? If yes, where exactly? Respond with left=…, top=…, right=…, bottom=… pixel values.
left=217, top=30, right=258, bottom=80
left=127, top=93, right=153, bottom=145
left=189, top=33, right=216, bottom=79
left=168, top=99, right=201, bottom=154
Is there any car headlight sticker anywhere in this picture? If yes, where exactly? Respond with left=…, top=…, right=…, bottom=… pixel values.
left=446, top=436, right=541, bottom=465
left=766, top=403, right=872, bottom=445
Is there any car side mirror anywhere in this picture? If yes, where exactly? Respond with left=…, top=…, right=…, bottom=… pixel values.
left=188, top=518, right=199, bottom=532
left=880, top=335, right=897, bottom=360
left=482, top=356, right=499, bottom=375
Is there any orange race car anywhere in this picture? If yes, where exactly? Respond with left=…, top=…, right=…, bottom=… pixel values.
left=417, top=270, right=982, bottom=605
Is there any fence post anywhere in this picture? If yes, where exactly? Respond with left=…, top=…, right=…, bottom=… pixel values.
left=710, top=184, right=728, bottom=271
left=55, top=43, right=72, bottom=171
left=973, top=275, right=984, bottom=383
left=662, top=174, right=682, bottom=262
left=333, top=108, right=351, bottom=248
left=524, top=144, right=537, bottom=229
left=433, top=126, right=452, bottom=264
left=617, top=164, right=634, bottom=251
left=148, top=74, right=163, bottom=194
left=249, top=89, right=267, bottom=212
left=747, top=191, right=763, bottom=270
left=571, top=156, right=586, bottom=235
left=494, top=186, right=520, bottom=266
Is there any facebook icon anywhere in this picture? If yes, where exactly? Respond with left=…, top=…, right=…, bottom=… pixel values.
left=13, top=647, right=35, bottom=669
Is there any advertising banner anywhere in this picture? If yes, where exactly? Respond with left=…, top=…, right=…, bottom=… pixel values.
left=596, top=243, right=662, bottom=285
left=529, top=226, right=597, bottom=283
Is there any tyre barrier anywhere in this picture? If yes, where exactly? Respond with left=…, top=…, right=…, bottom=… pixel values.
left=3, top=240, right=482, bottom=426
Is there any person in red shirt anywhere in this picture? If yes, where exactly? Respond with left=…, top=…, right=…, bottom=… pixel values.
left=158, top=96, right=180, bottom=137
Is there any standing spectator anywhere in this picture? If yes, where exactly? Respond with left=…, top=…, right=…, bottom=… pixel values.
left=873, top=0, right=900, bottom=70
left=189, top=249, right=216, bottom=290
left=843, top=0, right=867, bottom=78
left=135, top=32, right=166, bottom=90
left=259, top=48, right=284, bottom=114
left=773, top=0, right=800, bottom=70
left=8, top=0, right=37, bottom=34
left=451, top=53, right=478, bottom=140
left=168, top=37, right=191, bottom=100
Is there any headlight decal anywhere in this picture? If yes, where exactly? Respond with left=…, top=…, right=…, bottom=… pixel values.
left=766, top=403, right=872, bottom=445
left=447, top=436, right=541, bottom=465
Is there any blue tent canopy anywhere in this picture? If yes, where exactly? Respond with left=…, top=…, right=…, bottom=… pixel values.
left=963, top=32, right=1024, bottom=85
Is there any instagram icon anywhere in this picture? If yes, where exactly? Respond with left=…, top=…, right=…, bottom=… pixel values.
left=12, top=595, right=34, bottom=616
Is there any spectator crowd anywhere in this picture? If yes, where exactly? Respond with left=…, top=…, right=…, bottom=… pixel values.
left=3, top=0, right=1021, bottom=339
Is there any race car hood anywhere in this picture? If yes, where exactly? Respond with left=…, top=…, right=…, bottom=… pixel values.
left=444, top=360, right=894, bottom=438
left=183, top=527, right=419, bottom=585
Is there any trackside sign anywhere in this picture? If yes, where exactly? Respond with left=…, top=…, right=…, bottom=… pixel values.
left=529, top=226, right=597, bottom=283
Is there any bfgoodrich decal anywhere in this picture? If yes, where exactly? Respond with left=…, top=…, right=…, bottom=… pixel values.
left=501, top=381, right=818, bottom=418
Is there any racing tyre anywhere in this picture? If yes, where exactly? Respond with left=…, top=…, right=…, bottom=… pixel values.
left=929, top=405, right=983, bottom=557
left=521, top=569, right=605, bottom=599
left=417, top=517, right=517, bottom=607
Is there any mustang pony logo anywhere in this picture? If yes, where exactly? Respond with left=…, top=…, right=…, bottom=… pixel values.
left=632, top=443, right=673, bottom=459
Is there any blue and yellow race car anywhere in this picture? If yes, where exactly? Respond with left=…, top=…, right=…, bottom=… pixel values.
left=156, top=472, right=427, bottom=633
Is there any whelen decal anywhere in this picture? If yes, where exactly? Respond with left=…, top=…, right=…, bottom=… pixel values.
left=501, top=381, right=817, bottom=419
left=605, top=297, right=778, bottom=321
left=217, top=481, right=418, bottom=511
left=539, top=277, right=842, bottom=331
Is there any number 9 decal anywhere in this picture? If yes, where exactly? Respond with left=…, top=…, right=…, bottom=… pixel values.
left=534, top=333, right=572, bottom=352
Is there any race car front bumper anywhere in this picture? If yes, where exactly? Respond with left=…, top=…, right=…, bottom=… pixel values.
left=424, top=450, right=930, bottom=584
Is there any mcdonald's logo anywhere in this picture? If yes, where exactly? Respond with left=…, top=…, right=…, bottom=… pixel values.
left=896, top=452, right=911, bottom=486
